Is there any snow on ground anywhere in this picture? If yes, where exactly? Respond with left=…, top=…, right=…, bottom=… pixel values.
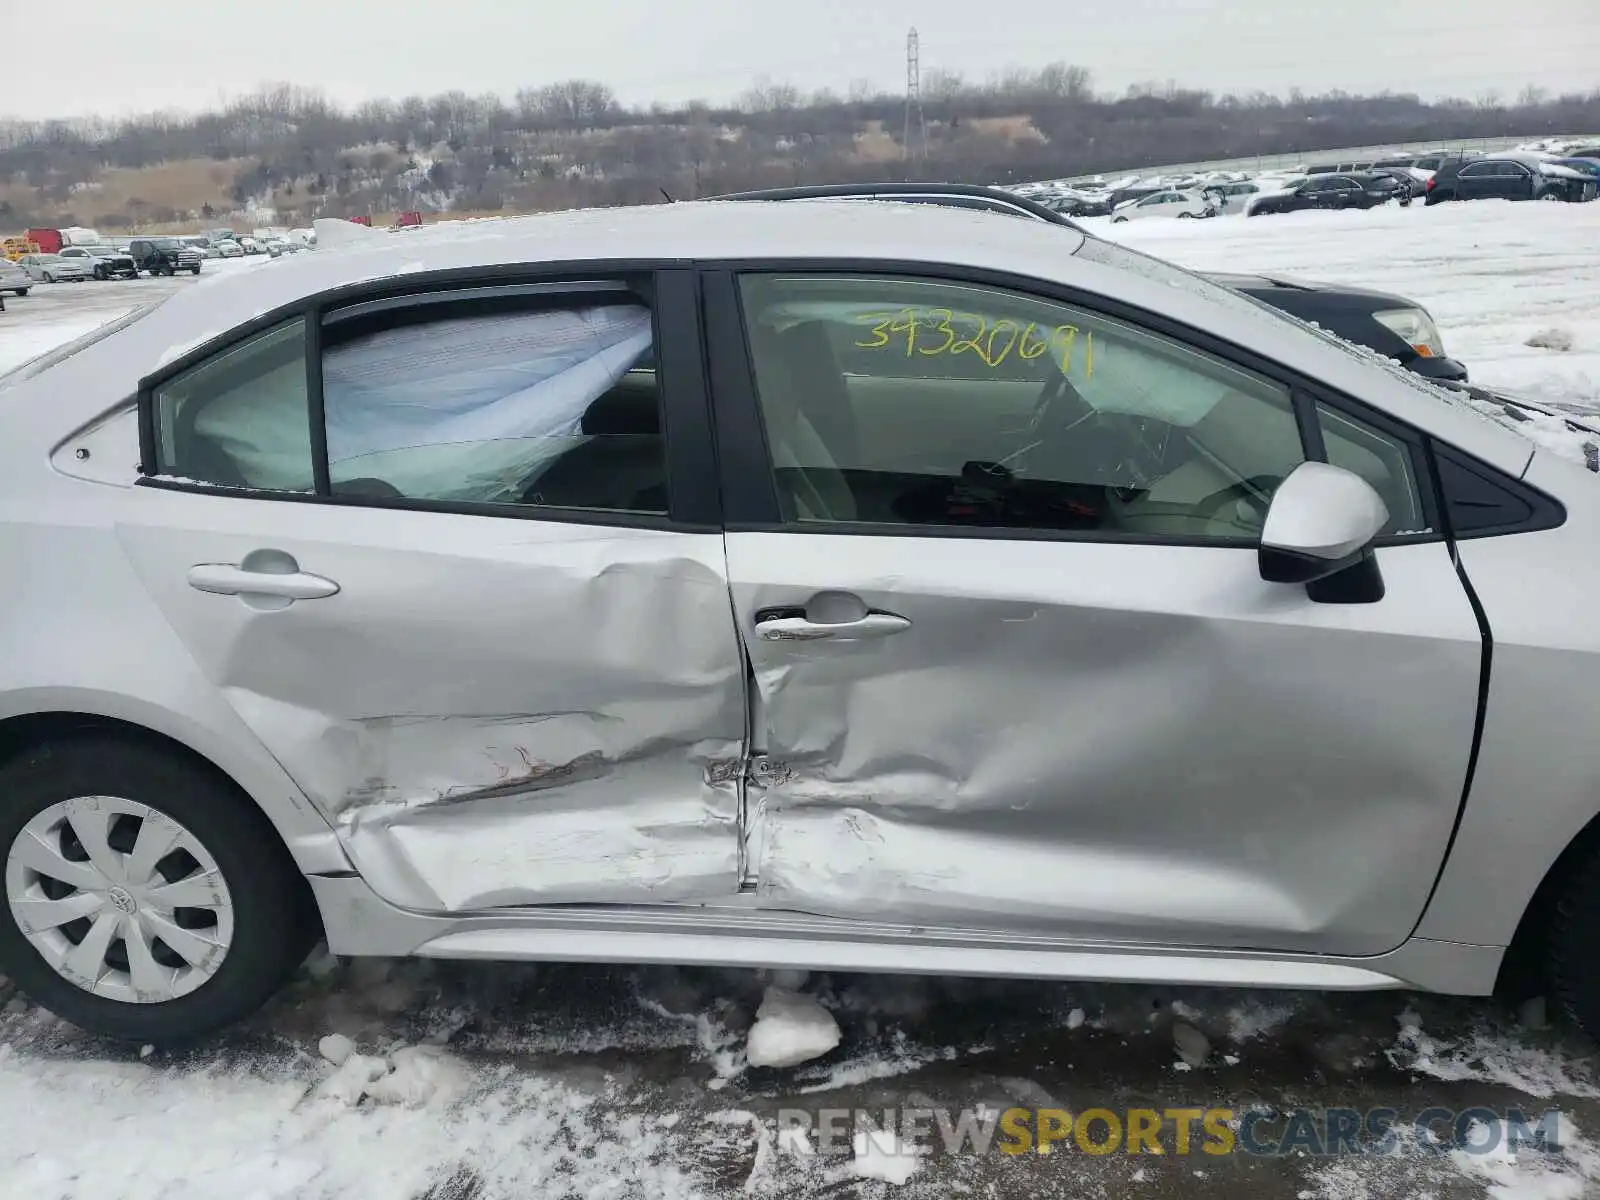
left=4, top=203, right=1600, bottom=1197
left=1097, top=198, right=1600, bottom=411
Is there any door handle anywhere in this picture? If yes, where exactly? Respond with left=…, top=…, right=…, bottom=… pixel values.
left=755, top=612, right=910, bottom=642
left=188, top=562, right=340, bottom=600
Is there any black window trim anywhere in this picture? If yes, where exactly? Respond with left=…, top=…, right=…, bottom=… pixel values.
left=703, top=257, right=1470, bottom=547
left=135, top=259, right=721, bottom=533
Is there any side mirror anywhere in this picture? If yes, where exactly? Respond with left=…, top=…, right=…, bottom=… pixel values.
left=1259, top=462, right=1389, bottom=601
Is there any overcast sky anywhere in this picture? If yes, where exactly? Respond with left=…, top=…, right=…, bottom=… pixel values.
left=4, top=0, right=1595, bottom=120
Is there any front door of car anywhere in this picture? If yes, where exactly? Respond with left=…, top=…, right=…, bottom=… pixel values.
left=115, top=270, right=750, bottom=915
left=708, top=266, right=1484, bottom=958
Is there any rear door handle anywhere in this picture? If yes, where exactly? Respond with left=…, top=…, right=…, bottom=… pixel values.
left=188, top=560, right=340, bottom=601
left=755, top=613, right=910, bottom=642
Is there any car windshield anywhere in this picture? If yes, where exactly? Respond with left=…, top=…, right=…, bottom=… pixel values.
left=150, top=239, right=179, bottom=250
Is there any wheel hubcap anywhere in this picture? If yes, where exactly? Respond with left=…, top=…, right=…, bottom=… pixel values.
left=5, top=797, right=234, bottom=1004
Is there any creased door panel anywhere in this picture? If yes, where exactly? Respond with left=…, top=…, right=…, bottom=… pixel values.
left=729, top=531, right=1480, bottom=956
left=117, top=489, right=747, bottom=913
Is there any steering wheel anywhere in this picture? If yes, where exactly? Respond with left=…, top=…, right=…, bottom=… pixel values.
left=1014, top=371, right=1161, bottom=488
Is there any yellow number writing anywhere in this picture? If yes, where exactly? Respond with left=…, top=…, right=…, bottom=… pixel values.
left=1018, top=322, right=1049, bottom=360
left=889, top=309, right=920, bottom=357
left=918, top=308, right=958, bottom=356
left=950, top=313, right=991, bottom=364
left=986, top=319, right=1021, bottom=368
left=854, top=312, right=897, bottom=349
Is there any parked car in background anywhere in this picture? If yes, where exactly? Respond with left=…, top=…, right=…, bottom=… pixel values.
left=237, top=237, right=264, bottom=255
left=1042, top=193, right=1113, bottom=218
left=19, top=253, right=92, bottom=283
left=1365, top=168, right=1423, bottom=202
left=1202, top=180, right=1269, bottom=213
left=1551, top=157, right=1600, bottom=179
left=127, top=237, right=203, bottom=276
left=57, top=245, right=137, bottom=281
left=1111, top=189, right=1216, bottom=222
left=214, top=239, right=246, bottom=259
left=1447, top=155, right=1596, bottom=204
left=1248, top=172, right=1408, bottom=215
left=0, top=258, right=30, bottom=295
left=1423, top=156, right=1481, bottom=204
left=179, top=236, right=219, bottom=260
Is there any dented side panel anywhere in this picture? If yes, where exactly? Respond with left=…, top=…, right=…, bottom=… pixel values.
left=114, top=488, right=747, bottom=912
left=727, top=531, right=1482, bottom=958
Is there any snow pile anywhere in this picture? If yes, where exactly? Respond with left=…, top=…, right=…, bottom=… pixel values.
left=0, top=1037, right=704, bottom=1200
left=745, top=986, right=841, bottom=1069
left=1388, top=1008, right=1600, bottom=1098
left=1448, top=1117, right=1599, bottom=1200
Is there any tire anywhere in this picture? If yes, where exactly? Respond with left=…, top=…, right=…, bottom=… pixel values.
left=1549, top=838, right=1600, bottom=1040
left=190, top=266, right=201, bottom=275
left=0, top=733, right=313, bottom=1044
left=15, top=288, right=27, bottom=296
left=1177, top=211, right=1195, bottom=219
left=1112, top=215, right=1128, bottom=224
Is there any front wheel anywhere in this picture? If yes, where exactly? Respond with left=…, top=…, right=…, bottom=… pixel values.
left=1177, top=211, right=1195, bottom=219
left=190, top=265, right=201, bottom=275
left=0, top=734, right=314, bottom=1044
left=14, top=288, right=28, bottom=296
left=1112, top=215, right=1128, bottom=224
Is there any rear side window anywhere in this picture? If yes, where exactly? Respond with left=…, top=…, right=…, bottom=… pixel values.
left=320, top=299, right=662, bottom=511
left=145, top=289, right=667, bottom=516
left=152, top=319, right=313, bottom=490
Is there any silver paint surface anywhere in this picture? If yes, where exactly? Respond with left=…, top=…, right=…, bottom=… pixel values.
left=113, top=487, right=746, bottom=912
left=729, top=531, right=1482, bottom=956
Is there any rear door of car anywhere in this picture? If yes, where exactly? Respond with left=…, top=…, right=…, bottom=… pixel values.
left=116, top=267, right=750, bottom=915
left=702, top=261, right=1484, bottom=958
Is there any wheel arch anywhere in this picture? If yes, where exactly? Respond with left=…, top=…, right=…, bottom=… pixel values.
left=0, top=695, right=349, bottom=879
left=1495, top=807, right=1600, bottom=1001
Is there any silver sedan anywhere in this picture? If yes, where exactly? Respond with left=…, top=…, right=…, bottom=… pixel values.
left=0, top=257, right=29, bottom=294
left=19, top=253, right=93, bottom=283
left=1, top=203, right=1598, bottom=1044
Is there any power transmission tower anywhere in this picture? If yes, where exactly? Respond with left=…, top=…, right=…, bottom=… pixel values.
left=903, top=27, right=927, bottom=165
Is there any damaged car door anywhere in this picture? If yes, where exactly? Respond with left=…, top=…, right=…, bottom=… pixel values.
left=714, top=268, right=1483, bottom=958
left=116, top=271, right=749, bottom=913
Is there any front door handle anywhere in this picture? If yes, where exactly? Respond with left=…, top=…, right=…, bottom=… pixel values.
left=755, top=612, right=910, bottom=642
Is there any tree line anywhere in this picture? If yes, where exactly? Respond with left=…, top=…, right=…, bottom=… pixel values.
left=1, top=68, right=1596, bottom=229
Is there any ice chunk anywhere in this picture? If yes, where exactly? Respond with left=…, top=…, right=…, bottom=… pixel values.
left=1174, top=1022, right=1211, bottom=1068
left=365, top=1046, right=470, bottom=1108
left=311, top=1052, right=390, bottom=1107
left=745, top=987, right=841, bottom=1069
left=851, top=1128, right=923, bottom=1186
left=318, top=1034, right=356, bottom=1066
left=1066, top=1008, right=1086, bottom=1030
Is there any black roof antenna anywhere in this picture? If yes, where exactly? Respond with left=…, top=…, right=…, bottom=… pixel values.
left=660, top=187, right=675, bottom=203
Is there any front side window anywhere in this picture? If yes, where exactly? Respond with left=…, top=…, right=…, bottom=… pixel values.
left=736, top=273, right=1306, bottom=538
